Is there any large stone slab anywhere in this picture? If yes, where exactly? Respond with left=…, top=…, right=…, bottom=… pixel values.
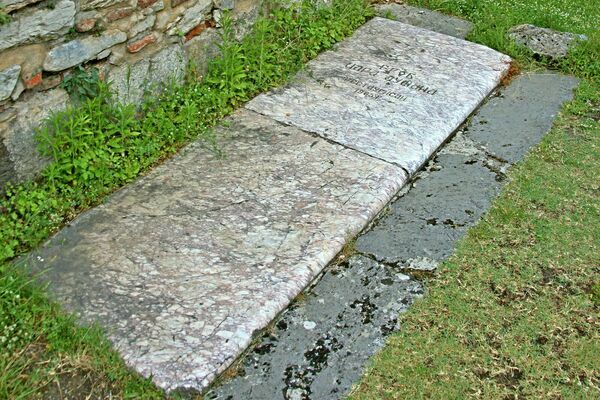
left=246, top=17, right=511, bottom=174
left=24, top=110, right=406, bottom=392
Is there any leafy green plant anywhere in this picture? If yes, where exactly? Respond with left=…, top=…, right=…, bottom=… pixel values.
left=60, top=65, right=102, bottom=103
left=0, top=5, right=10, bottom=26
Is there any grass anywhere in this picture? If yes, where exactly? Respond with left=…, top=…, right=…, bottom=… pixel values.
left=350, top=0, right=599, bottom=398
left=0, top=0, right=373, bottom=398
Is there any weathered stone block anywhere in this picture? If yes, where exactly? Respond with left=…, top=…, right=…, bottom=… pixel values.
left=44, top=30, right=127, bottom=71
left=75, top=11, right=101, bottom=33
left=128, top=14, right=156, bottom=38
left=0, top=44, right=47, bottom=80
left=508, top=24, right=588, bottom=59
left=150, top=43, right=185, bottom=84
left=183, top=19, right=215, bottom=41
left=96, top=48, right=112, bottom=60
left=0, top=138, right=14, bottom=188
left=142, top=0, right=164, bottom=15
left=0, top=0, right=76, bottom=52
left=0, top=65, right=21, bottom=102
left=109, top=58, right=151, bottom=104
left=184, top=27, right=220, bottom=76
left=230, top=0, right=261, bottom=39
left=75, top=18, right=98, bottom=33
left=23, top=71, right=42, bottom=89
left=80, top=0, right=123, bottom=11
left=167, top=0, right=212, bottom=35
left=126, top=32, right=157, bottom=53
left=137, top=0, right=157, bottom=8
left=109, top=44, right=185, bottom=104
left=2, top=0, right=42, bottom=13
left=10, top=79, right=25, bottom=101
left=0, top=88, right=69, bottom=187
left=106, top=7, right=135, bottom=22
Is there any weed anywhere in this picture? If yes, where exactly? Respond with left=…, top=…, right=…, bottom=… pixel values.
left=60, top=66, right=102, bottom=103
left=0, top=5, right=10, bottom=26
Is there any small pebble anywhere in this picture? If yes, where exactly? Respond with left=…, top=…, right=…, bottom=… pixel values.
left=303, top=321, right=316, bottom=330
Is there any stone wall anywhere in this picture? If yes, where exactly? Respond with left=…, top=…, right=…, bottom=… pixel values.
left=0, top=0, right=262, bottom=188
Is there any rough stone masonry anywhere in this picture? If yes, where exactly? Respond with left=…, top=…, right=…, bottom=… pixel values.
left=0, top=0, right=262, bottom=188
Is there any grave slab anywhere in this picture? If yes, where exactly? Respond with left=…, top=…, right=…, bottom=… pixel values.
left=246, top=17, right=511, bottom=174
left=24, top=110, right=406, bottom=393
left=208, top=72, right=579, bottom=400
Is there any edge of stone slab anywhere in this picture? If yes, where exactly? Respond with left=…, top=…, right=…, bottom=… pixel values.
left=181, top=112, right=410, bottom=393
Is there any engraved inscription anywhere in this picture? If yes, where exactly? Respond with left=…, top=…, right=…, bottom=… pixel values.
left=339, top=75, right=408, bottom=101
left=344, top=62, right=439, bottom=98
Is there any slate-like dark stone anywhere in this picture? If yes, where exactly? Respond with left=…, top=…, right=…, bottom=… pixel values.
left=206, top=255, right=422, bottom=400
left=356, top=152, right=502, bottom=268
left=508, top=24, right=587, bottom=59
left=467, top=73, right=579, bottom=163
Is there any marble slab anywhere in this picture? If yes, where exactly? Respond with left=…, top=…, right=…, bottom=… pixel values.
left=24, top=110, right=406, bottom=393
left=246, top=17, right=511, bottom=174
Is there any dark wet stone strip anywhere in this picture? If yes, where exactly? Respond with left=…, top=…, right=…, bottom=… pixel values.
left=206, top=255, right=423, bottom=400
left=207, top=72, right=579, bottom=400
left=466, top=73, right=580, bottom=163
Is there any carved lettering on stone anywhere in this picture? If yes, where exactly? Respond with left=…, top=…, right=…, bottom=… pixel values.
left=247, top=18, right=511, bottom=174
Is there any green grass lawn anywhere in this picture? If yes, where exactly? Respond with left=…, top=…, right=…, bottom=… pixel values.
left=350, top=0, right=599, bottom=399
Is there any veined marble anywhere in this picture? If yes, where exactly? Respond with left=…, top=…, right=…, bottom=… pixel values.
left=246, top=17, right=511, bottom=174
